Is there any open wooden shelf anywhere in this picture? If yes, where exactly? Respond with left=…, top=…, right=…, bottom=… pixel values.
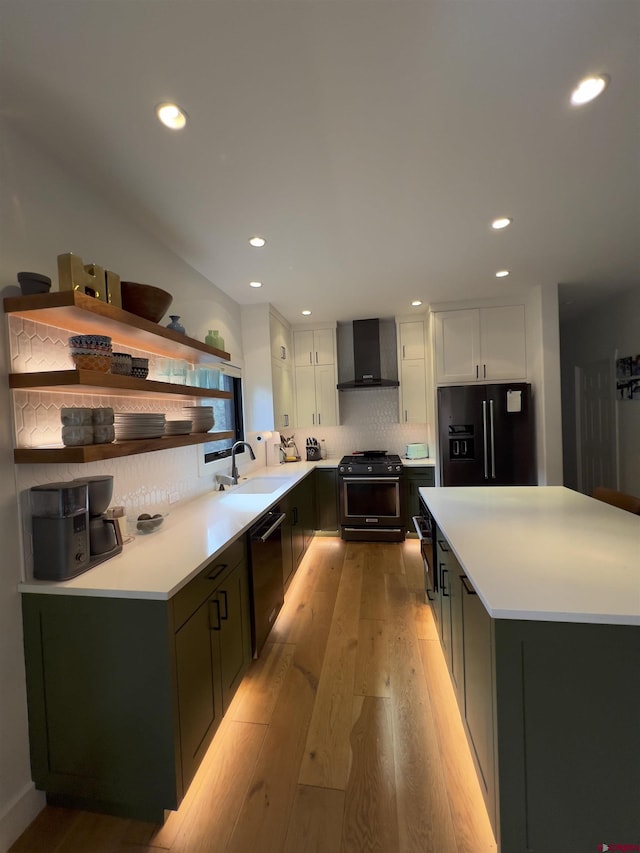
left=9, top=370, right=233, bottom=400
left=14, top=431, right=235, bottom=464
left=3, top=290, right=231, bottom=363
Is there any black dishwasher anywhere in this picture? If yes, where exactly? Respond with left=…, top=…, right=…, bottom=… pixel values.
left=248, top=509, right=286, bottom=656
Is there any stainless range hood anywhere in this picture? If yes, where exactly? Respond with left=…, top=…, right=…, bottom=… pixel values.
left=336, top=318, right=399, bottom=390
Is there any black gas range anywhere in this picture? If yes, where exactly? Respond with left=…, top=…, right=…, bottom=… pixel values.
left=338, top=451, right=404, bottom=477
left=337, top=452, right=405, bottom=541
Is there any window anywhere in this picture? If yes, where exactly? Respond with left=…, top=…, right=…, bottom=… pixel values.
left=203, top=371, right=244, bottom=464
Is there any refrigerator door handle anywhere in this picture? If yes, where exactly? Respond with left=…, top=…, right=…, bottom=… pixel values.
left=489, top=399, right=496, bottom=479
left=482, top=400, right=489, bottom=479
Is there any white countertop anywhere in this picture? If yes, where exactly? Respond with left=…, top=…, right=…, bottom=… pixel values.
left=420, top=486, right=640, bottom=626
left=19, top=463, right=321, bottom=601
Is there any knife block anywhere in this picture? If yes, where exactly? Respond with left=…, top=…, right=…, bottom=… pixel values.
left=306, top=446, right=322, bottom=461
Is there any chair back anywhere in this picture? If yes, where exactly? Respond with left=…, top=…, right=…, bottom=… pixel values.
left=592, top=486, right=640, bottom=515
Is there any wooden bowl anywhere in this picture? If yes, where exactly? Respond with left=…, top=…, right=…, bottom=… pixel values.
left=120, top=281, right=173, bottom=324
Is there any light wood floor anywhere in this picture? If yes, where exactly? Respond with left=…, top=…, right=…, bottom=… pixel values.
left=10, top=537, right=497, bottom=853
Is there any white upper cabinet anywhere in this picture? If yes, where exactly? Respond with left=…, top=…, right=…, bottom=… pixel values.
left=433, top=305, right=527, bottom=384
left=397, top=319, right=428, bottom=423
left=293, top=326, right=339, bottom=427
left=293, top=328, right=335, bottom=367
left=270, top=313, right=292, bottom=363
left=399, top=321, right=426, bottom=361
left=269, top=311, right=294, bottom=430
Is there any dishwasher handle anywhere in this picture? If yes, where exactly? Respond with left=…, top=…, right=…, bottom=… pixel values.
left=252, top=512, right=286, bottom=542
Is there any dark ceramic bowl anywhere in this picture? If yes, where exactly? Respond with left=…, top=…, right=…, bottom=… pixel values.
left=120, top=281, right=173, bottom=324
left=17, top=271, right=52, bottom=295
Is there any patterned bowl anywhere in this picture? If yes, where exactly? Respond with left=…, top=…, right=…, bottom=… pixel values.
left=71, top=352, right=113, bottom=372
left=68, top=335, right=112, bottom=351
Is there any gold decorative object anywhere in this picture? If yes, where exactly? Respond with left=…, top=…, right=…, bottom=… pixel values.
left=57, top=253, right=121, bottom=307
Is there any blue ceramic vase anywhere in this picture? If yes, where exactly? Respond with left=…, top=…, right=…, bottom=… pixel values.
left=166, top=315, right=186, bottom=334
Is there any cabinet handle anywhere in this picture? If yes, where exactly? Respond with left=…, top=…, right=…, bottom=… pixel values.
left=218, top=589, right=228, bottom=620
left=209, top=598, right=221, bottom=631
left=426, top=589, right=434, bottom=602
left=315, top=351, right=319, bottom=364
left=318, top=413, right=321, bottom=425
left=309, top=352, right=312, bottom=365
left=402, top=344, right=406, bottom=359
left=284, top=414, right=289, bottom=427
left=476, top=364, right=479, bottom=379
left=461, top=575, right=477, bottom=595
left=281, top=346, right=286, bottom=360
left=312, top=413, right=315, bottom=425
left=207, top=562, right=228, bottom=580
left=440, top=566, right=449, bottom=596
left=404, top=409, right=408, bottom=423
left=483, top=363, right=487, bottom=379
left=293, top=506, right=298, bottom=525
left=437, top=539, right=449, bottom=552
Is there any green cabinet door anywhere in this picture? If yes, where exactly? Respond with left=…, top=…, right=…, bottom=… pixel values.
left=461, top=575, right=496, bottom=827
left=175, top=597, right=223, bottom=791
left=298, top=474, right=316, bottom=549
left=216, top=559, right=252, bottom=711
left=404, top=467, right=435, bottom=529
left=315, top=468, right=338, bottom=531
left=435, top=531, right=453, bottom=669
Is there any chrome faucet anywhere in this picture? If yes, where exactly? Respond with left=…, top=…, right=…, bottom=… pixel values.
left=215, top=440, right=256, bottom=489
left=231, top=440, right=255, bottom=483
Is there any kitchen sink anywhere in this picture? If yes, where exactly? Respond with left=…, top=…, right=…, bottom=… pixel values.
left=231, top=477, right=289, bottom=495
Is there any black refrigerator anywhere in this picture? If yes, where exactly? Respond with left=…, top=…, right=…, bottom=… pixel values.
left=437, top=383, right=536, bottom=486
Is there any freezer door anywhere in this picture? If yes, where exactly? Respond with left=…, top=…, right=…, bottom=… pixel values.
left=485, top=383, right=536, bottom=485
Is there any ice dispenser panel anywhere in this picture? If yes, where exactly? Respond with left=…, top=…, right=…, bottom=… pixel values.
left=448, top=424, right=475, bottom=460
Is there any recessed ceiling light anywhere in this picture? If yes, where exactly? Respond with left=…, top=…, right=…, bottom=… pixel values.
left=249, top=281, right=262, bottom=288
left=301, top=310, right=312, bottom=316
left=491, top=217, right=512, bottom=230
left=156, top=102, right=188, bottom=130
left=249, top=236, right=266, bottom=248
left=411, top=300, right=423, bottom=307
left=496, top=270, right=510, bottom=278
left=570, top=74, right=609, bottom=106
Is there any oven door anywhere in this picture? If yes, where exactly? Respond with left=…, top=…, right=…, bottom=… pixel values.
left=340, top=476, right=402, bottom=528
left=412, top=497, right=436, bottom=601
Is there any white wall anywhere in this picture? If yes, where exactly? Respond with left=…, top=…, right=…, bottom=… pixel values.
left=0, top=122, right=245, bottom=850
left=560, top=285, right=640, bottom=495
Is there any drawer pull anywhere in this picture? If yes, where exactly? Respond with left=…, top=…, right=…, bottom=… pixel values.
left=218, top=589, right=228, bottom=620
left=437, top=540, right=450, bottom=552
left=209, top=598, right=221, bottom=630
left=207, top=562, right=228, bottom=580
left=441, top=567, right=449, bottom=596
left=461, top=575, right=477, bottom=595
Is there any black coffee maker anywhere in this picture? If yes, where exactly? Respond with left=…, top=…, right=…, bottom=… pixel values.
left=75, top=476, right=123, bottom=563
left=30, top=481, right=91, bottom=580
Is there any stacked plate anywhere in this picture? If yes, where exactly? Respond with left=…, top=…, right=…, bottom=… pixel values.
left=183, top=406, right=215, bottom=433
left=164, top=419, right=193, bottom=436
left=114, top=412, right=166, bottom=440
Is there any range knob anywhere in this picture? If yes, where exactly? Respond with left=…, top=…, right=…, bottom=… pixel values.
left=339, top=466, right=345, bottom=473
left=395, top=465, right=402, bottom=472
left=347, top=465, right=353, bottom=473
left=387, top=464, right=393, bottom=472
left=367, top=465, right=373, bottom=472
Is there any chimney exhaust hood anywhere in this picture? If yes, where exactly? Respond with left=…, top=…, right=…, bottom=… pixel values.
left=336, top=318, right=399, bottom=390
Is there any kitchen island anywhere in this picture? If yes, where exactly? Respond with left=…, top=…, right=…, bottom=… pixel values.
left=420, top=486, right=640, bottom=853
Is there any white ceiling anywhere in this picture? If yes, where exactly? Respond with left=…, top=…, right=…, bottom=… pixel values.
left=1, top=0, right=638, bottom=325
